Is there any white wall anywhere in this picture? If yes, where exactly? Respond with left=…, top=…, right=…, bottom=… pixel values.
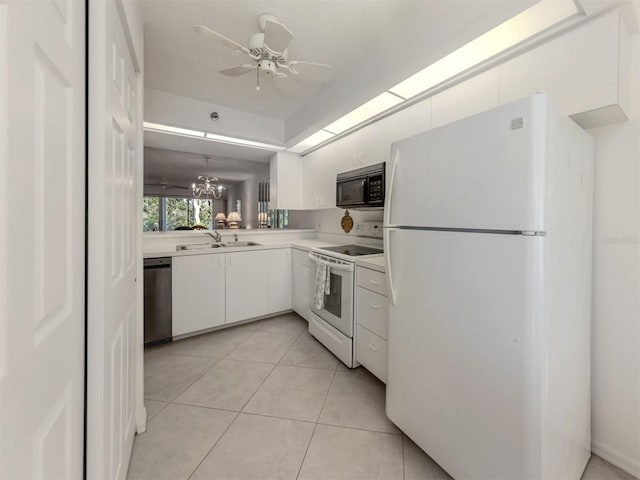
left=588, top=29, right=640, bottom=474
left=144, top=88, right=284, bottom=144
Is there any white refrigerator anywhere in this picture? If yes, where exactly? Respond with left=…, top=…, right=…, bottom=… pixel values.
left=384, top=94, right=594, bottom=480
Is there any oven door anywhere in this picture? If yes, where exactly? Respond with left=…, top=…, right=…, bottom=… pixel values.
left=336, top=176, right=367, bottom=208
left=314, top=262, right=354, bottom=337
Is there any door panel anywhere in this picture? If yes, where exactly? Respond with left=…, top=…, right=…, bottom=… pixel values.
left=0, top=1, right=85, bottom=478
left=88, top=1, right=140, bottom=478
left=386, top=229, right=542, bottom=479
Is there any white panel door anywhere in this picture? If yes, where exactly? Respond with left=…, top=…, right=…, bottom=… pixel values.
left=173, top=254, right=225, bottom=336
left=226, top=251, right=269, bottom=323
left=87, top=0, right=140, bottom=478
left=385, top=229, right=542, bottom=479
left=268, top=248, right=292, bottom=313
left=0, top=1, right=85, bottom=478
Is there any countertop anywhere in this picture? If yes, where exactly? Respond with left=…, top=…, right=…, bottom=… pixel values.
left=144, top=238, right=340, bottom=259
left=356, top=255, right=386, bottom=273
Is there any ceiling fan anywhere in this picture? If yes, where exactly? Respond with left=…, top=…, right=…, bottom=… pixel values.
left=144, top=178, right=189, bottom=190
left=193, top=13, right=332, bottom=94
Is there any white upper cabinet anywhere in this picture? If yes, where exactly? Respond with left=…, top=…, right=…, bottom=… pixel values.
left=500, top=10, right=630, bottom=129
left=386, top=97, right=432, bottom=148
left=226, top=250, right=270, bottom=323
left=300, top=141, right=338, bottom=210
left=173, top=253, right=226, bottom=336
left=268, top=248, right=292, bottom=313
left=270, top=152, right=301, bottom=210
left=431, top=68, right=500, bottom=129
left=334, top=120, right=387, bottom=171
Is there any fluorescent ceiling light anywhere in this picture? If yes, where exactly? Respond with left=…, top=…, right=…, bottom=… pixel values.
left=143, top=122, right=205, bottom=137
left=389, top=0, right=579, bottom=99
left=143, top=121, right=285, bottom=151
left=323, top=92, right=405, bottom=135
left=204, top=132, right=286, bottom=151
left=288, top=130, right=335, bottom=154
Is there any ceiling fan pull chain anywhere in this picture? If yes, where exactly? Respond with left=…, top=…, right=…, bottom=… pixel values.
left=256, top=68, right=260, bottom=91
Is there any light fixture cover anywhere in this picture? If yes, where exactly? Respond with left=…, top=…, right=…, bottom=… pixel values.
left=323, top=92, right=404, bottom=134
left=214, top=212, right=227, bottom=221
left=389, top=0, right=579, bottom=99
left=288, top=129, right=335, bottom=154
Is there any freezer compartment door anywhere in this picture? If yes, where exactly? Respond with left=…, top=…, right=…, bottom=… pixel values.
left=386, top=229, right=543, bottom=479
left=387, top=94, right=547, bottom=232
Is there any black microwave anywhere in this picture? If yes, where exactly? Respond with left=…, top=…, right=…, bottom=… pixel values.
left=336, top=162, right=385, bottom=209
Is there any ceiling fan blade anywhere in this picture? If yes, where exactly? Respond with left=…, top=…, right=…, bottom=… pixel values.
left=273, top=74, right=299, bottom=96
left=288, top=61, right=333, bottom=81
left=263, top=20, right=293, bottom=55
left=193, top=25, right=249, bottom=54
left=219, top=64, right=256, bottom=77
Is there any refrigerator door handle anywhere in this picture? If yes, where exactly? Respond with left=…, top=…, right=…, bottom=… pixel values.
left=384, top=227, right=397, bottom=305
left=383, top=150, right=399, bottom=227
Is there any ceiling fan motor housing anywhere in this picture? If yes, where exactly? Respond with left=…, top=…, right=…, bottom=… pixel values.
left=258, top=59, right=278, bottom=76
left=248, top=33, right=287, bottom=64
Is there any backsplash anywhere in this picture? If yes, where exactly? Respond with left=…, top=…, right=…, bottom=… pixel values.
left=289, top=208, right=384, bottom=245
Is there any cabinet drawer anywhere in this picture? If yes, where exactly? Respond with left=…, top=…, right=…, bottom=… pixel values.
left=356, top=325, right=387, bottom=383
left=356, top=266, right=387, bottom=296
left=356, top=287, right=388, bottom=339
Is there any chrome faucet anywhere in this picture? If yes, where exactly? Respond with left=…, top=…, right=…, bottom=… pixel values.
left=206, top=231, right=222, bottom=243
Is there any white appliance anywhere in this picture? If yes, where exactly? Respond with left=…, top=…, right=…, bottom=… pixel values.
left=384, top=94, right=594, bottom=480
left=308, top=226, right=384, bottom=367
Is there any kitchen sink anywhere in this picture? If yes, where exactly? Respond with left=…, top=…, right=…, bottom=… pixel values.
left=176, top=243, right=223, bottom=251
left=220, top=241, right=262, bottom=247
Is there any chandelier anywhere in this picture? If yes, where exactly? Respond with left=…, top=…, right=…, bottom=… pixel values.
left=192, top=175, right=222, bottom=198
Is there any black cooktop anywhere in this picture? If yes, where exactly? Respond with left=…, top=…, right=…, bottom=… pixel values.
left=319, top=245, right=383, bottom=256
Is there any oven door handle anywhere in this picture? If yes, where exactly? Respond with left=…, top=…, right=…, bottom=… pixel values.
left=308, top=253, right=355, bottom=272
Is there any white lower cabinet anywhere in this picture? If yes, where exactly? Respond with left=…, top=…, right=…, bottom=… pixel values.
left=292, top=248, right=315, bottom=321
left=268, top=248, right=292, bottom=313
left=225, top=250, right=270, bottom=324
left=355, top=265, right=389, bottom=383
left=172, top=253, right=226, bottom=337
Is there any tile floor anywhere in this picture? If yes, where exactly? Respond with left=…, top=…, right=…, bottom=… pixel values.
left=129, top=313, right=636, bottom=480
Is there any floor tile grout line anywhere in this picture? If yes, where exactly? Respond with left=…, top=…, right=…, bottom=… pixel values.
left=185, top=410, right=241, bottom=480
left=315, top=421, right=403, bottom=436
left=401, top=433, right=406, bottom=480
left=238, top=361, right=279, bottom=412
left=296, top=367, right=338, bottom=480
left=165, top=356, right=223, bottom=404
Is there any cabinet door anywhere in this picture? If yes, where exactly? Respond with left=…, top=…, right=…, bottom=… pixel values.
left=358, top=120, right=387, bottom=167
left=226, top=250, right=270, bottom=323
left=292, top=248, right=315, bottom=321
left=173, top=254, right=226, bottom=336
left=300, top=142, right=338, bottom=209
left=386, top=97, right=432, bottom=147
left=268, top=248, right=292, bottom=313
left=431, top=68, right=500, bottom=129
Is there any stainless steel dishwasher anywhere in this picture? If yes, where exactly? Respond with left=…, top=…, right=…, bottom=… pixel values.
left=143, top=257, right=172, bottom=347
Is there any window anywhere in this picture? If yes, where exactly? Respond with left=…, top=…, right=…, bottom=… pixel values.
left=143, top=195, right=216, bottom=231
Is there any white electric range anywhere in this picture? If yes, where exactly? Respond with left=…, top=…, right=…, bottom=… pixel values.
left=308, top=242, right=384, bottom=367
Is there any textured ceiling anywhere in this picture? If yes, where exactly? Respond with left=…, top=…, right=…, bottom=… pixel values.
left=141, top=0, right=419, bottom=119
left=140, top=0, right=536, bottom=178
